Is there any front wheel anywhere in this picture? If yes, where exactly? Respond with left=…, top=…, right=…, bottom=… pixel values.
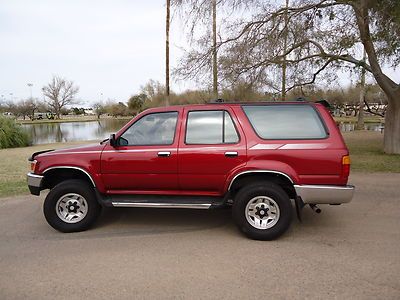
left=43, top=179, right=101, bottom=232
left=232, top=182, right=293, bottom=240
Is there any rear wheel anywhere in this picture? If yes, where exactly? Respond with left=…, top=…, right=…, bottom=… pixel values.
left=43, top=179, right=101, bottom=232
left=232, top=182, right=293, bottom=240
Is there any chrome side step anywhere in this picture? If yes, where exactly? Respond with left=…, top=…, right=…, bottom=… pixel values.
left=111, top=202, right=211, bottom=209
left=95, top=194, right=226, bottom=209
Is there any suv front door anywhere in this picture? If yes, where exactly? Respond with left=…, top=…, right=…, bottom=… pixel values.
left=101, top=110, right=181, bottom=194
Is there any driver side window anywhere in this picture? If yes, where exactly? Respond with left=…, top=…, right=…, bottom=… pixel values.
left=118, top=112, right=178, bottom=146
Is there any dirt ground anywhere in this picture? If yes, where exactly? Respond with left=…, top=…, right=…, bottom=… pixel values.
left=0, top=173, right=399, bottom=299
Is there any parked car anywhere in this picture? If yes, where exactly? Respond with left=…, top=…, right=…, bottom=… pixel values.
left=27, top=101, right=354, bottom=240
left=33, top=112, right=55, bottom=120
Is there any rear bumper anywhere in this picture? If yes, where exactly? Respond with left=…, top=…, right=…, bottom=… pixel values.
left=27, top=172, right=44, bottom=196
left=294, top=184, right=355, bottom=204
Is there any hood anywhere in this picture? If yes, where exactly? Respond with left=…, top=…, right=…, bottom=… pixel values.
left=34, top=143, right=106, bottom=160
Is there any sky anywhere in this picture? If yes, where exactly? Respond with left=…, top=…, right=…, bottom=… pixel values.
left=1, top=0, right=399, bottom=106
left=0, top=0, right=191, bottom=105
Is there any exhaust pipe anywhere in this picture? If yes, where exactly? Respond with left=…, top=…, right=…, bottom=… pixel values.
left=310, top=204, right=321, bottom=214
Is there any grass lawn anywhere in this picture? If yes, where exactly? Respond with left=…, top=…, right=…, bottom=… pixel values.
left=0, top=141, right=92, bottom=198
left=343, top=130, right=400, bottom=172
left=0, top=131, right=398, bottom=198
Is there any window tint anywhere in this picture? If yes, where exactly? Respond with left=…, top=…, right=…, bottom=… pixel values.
left=119, top=112, right=178, bottom=145
left=242, top=105, right=327, bottom=139
left=186, top=110, right=239, bottom=144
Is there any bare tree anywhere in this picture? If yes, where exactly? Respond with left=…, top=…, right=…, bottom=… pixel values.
left=212, top=0, right=218, bottom=99
left=175, top=0, right=400, bottom=154
left=92, top=102, right=105, bottom=119
left=42, top=76, right=79, bottom=119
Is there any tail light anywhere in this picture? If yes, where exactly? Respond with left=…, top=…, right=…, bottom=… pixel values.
left=342, top=155, right=350, bottom=178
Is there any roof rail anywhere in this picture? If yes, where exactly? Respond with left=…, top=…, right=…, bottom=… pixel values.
left=209, top=98, right=225, bottom=103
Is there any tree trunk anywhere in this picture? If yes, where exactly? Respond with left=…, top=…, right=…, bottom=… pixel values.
left=212, top=0, right=218, bottom=99
left=356, top=50, right=366, bottom=130
left=353, top=1, right=400, bottom=154
left=165, top=0, right=170, bottom=106
left=384, top=96, right=400, bottom=154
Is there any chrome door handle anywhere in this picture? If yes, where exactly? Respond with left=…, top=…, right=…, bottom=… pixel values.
left=158, top=151, right=171, bottom=157
left=225, top=151, right=238, bottom=157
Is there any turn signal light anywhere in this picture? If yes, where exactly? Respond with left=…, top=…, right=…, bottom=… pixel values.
left=342, top=155, right=350, bottom=178
left=30, top=160, right=37, bottom=172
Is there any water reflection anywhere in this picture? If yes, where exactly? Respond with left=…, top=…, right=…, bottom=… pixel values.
left=22, top=119, right=129, bottom=145
left=22, top=119, right=384, bottom=145
left=338, top=122, right=383, bottom=132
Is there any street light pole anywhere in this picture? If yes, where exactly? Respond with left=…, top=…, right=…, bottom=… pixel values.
left=27, top=83, right=33, bottom=99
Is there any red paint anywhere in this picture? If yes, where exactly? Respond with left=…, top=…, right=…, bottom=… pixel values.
left=33, top=102, right=350, bottom=196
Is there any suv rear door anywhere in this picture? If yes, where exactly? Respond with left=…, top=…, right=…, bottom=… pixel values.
left=178, top=106, right=247, bottom=196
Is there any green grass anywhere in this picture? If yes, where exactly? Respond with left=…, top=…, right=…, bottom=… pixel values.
left=0, top=131, right=398, bottom=198
left=343, top=131, right=400, bottom=173
left=0, top=141, right=92, bottom=198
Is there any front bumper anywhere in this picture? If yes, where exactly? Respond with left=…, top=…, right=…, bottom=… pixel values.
left=27, top=172, right=44, bottom=196
left=294, top=184, right=355, bottom=205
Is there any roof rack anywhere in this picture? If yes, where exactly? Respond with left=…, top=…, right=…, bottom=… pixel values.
left=209, top=98, right=226, bottom=103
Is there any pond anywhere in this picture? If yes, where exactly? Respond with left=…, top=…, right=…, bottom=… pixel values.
left=21, top=119, right=384, bottom=145
left=338, top=122, right=384, bottom=133
left=21, top=118, right=129, bottom=145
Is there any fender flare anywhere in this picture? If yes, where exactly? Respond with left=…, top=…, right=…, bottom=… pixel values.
left=227, top=170, right=295, bottom=191
left=43, top=166, right=96, bottom=187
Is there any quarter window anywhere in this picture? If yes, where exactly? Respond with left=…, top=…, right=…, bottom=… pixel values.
left=242, top=105, right=327, bottom=139
left=119, top=112, right=178, bottom=146
left=186, top=110, right=239, bottom=144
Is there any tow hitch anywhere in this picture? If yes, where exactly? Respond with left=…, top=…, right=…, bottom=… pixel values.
left=310, top=204, right=321, bottom=214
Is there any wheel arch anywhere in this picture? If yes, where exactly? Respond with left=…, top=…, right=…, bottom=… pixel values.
left=228, top=171, right=297, bottom=200
left=42, top=166, right=96, bottom=190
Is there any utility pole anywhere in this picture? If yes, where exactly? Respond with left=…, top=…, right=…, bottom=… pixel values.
left=281, top=0, right=289, bottom=101
left=212, top=0, right=218, bottom=99
left=165, top=0, right=171, bottom=106
left=356, top=49, right=367, bottom=130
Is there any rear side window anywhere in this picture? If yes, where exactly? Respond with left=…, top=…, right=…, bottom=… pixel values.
left=242, top=105, right=327, bottom=139
left=186, top=110, right=239, bottom=144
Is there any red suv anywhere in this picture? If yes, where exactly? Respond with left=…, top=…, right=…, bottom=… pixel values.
left=27, top=101, right=354, bottom=240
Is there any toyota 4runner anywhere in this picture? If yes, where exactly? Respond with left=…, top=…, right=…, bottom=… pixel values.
left=27, top=101, right=354, bottom=240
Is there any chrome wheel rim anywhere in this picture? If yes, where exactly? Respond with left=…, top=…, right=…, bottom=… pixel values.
left=245, top=196, right=280, bottom=229
left=56, top=193, right=88, bottom=224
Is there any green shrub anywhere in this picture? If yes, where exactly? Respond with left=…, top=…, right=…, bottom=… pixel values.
left=0, top=116, right=31, bottom=149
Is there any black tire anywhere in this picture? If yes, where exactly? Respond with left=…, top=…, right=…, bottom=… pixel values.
left=43, top=179, right=101, bottom=232
left=232, top=182, right=293, bottom=240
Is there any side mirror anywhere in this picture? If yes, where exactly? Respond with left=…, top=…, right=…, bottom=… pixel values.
left=109, top=134, right=116, bottom=147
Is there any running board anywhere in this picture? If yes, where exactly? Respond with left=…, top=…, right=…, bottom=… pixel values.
left=96, top=193, right=226, bottom=209
left=112, top=202, right=211, bottom=209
